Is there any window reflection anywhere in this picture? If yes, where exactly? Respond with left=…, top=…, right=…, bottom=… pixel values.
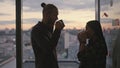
left=100, top=0, right=120, bottom=68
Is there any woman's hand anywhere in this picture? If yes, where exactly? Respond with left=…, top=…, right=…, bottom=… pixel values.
left=80, top=43, right=86, bottom=51
left=78, top=31, right=88, bottom=51
left=78, top=31, right=88, bottom=43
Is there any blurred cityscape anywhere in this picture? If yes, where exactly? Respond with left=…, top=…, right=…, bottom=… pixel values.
left=0, top=27, right=120, bottom=68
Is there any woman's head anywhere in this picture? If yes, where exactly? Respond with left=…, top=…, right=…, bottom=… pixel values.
left=86, top=20, right=103, bottom=39
left=86, top=20, right=108, bottom=55
left=41, top=3, right=58, bottom=25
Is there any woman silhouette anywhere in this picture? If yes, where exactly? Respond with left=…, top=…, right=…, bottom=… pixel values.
left=77, top=20, right=108, bottom=68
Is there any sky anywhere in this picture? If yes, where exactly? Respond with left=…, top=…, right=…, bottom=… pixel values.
left=0, top=0, right=120, bottom=30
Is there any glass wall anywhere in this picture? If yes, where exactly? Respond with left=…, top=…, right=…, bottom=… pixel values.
left=100, top=0, right=120, bottom=68
left=22, top=0, right=95, bottom=68
left=0, top=0, right=16, bottom=68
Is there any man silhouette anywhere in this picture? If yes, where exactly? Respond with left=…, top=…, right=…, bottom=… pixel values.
left=31, top=3, right=65, bottom=68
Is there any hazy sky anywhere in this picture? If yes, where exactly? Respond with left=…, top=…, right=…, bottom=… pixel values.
left=0, top=0, right=119, bottom=30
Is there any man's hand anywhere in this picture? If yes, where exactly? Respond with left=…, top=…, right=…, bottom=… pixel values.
left=55, top=20, right=65, bottom=30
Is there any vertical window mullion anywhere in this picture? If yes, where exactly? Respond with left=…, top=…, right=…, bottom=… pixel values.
left=95, top=0, right=100, bottom=22
left=16, top=0, right=23, bottom=68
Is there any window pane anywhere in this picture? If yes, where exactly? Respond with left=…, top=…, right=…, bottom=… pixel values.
left=22, top=0, right=95, bottom=68
left=0, top=0, right=16, bottom=68
left=100, top=0, right=120, bottom=68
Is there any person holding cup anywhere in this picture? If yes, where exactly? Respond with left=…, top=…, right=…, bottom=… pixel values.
left=31, top=3, right=65, bottom=68
left=77, top=20, right=108, bottom=68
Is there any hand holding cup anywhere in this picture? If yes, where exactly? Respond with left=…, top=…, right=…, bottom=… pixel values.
left=55, top=20, right=65, bottom=30
left=78, top=31, right=88, bottom=43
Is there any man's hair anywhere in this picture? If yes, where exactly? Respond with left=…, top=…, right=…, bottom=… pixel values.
left=41, top=3, right=58, bottom=15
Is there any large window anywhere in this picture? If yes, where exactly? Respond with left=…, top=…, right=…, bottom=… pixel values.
left=22, top=0, right=95, bottom=68
left=0, top=0, right=16, bottom=68
left=0, top=0, right=96, bottom=68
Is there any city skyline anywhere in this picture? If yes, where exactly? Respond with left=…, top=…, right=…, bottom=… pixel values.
left=0, top=0, right=120, bottom=30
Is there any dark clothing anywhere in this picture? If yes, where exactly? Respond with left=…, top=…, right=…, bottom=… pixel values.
left=31, top=21, right=61, bottom=68
left=77, top=38, right=108, bottom=68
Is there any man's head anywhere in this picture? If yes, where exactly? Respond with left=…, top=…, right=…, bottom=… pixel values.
left=41, top=3, right=58, bottom=25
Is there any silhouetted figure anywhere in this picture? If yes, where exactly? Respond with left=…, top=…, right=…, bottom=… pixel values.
left=31, top=3, right=65, bottom=68
left=77, top=20, right=108, bottom=68
left=112, top=29, right=120, bottom=68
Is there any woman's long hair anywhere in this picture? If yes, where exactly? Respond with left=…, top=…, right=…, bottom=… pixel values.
left=86, top=20, right=108, bottom=55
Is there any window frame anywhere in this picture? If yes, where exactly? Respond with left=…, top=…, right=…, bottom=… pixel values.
left=16, top=0, right=23, bottom=68
left=15, top=0, right=100, bottom=68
